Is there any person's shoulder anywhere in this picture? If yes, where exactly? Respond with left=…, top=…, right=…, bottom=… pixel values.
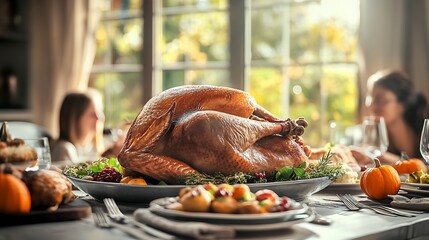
left=53, top=140, right=76, bottom=150
left=51, top=140, right=78, bottom=159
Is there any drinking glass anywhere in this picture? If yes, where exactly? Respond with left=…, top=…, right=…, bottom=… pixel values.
left=359, top=116, right=389, bottom=160
left=24, top=137, right=51, bottom=170
left=420, top=119, right=429, bottom=163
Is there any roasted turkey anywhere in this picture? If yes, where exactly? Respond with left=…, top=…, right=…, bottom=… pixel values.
left=23, top=170, right=75, bottom=211
left=118, top=85, right=310, bottom=184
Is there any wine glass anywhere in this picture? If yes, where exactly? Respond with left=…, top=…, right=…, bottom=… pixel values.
left=24, top=137, right=51, bottom=171
left=420, top=119, right=429, bottom=163
left=359, top=116, right=389, bottom=161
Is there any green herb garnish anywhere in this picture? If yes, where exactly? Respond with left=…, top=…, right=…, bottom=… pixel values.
left=180, top=149, right=344, bottom=185
left=303, top=149, right=344, bottom=180
left=182, top=172, right=252, bottom=185
left=63, top=157, right=123, bottom=178
left=275, top=161, right=307, bottom=181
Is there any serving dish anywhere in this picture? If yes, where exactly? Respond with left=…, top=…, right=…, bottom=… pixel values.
left=67, top=176, right=331, bottom=203
left=248, top=177, right=331, bottom=201
left=319, top=182, right=362, bottom=194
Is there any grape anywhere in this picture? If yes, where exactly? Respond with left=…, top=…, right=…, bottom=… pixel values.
left=93, top=166, right=122, bottom=182
left=214, top=187, right=233, bottom=198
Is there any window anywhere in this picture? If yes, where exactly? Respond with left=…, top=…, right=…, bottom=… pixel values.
left=89, top=0, right=143, bottom=127
left=248, top=0, right=359, bottom=145
left=91, top=0, right=360, bottom=147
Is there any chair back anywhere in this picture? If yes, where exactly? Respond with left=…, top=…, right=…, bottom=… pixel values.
left=1, top=121, right=52, bottom=140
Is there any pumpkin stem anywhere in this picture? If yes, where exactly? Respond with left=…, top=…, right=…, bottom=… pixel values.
left=0, top=122, right=11, bottom=142
left=374, top=158, right=381, bottom=168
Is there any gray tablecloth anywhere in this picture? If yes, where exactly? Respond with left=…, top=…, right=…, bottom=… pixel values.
left=1, top=192, right=429, bottom=240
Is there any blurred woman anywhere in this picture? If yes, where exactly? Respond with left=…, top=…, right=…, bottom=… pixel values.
left=51, top=89, right=105, bottom=166
left=354, top=70, right=429, bottom=165
left=101, top=121, right=131, bottom=158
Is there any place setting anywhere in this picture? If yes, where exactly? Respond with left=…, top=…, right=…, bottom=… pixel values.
left=87, top=184, right=320, bottom=240
left=398, top=119, right=429, bottom=197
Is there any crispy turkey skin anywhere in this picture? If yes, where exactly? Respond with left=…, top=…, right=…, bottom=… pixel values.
left=118, top=85, right=309, bottom=184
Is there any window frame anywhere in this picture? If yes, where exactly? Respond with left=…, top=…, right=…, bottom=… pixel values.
left=93, top=0, right=359, bottom=144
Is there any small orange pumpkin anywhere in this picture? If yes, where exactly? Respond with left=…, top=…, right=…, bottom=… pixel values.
left=393, top=158, right=427, bottom=175
left=360, top=158, right=401, bottom=200
left=0, top=173, right=32, bottom=214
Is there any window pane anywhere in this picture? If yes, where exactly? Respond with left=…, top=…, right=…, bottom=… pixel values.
left=89, top=73, right=143, bottom=128
left=94, top=22, right=108, bottom=65
left=162, top=69, right=229, bottom=90
left=100, top=0, right=112, bottom=12
left=112, top=0, right=142, bottom=11
left=187, top=69, right=229, bottom=86
left=250, top=8, right=284, bottom=63
left=110, top=19, right=143, bottom=64
left=288, top=65, right=322, bottom=147
left=163, top=70, right=185, bottom=89
left=249, top=68, right=284, bottom=117
left=319, top=0, right=359, bottom=62
left=322, top=64, right=359, bottom=142
left=289, top=3, right=322, bottom=63
left=251, top=1, right=358, bottom=64
left=162, top=12, right=228, bottom=64
left=249, top=0, right=359, bottom=147
left=162, top=0, right=227, bottom=8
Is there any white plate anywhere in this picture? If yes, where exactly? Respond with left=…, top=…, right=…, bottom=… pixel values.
left=149, top=197, right=308, bottom=223
left=400, top=185, right=429, bottom=196
left=149, top=197, right=310, bottom=226
left=319, top=183, right=362, bottom=194
left=226, top=215, right=313, bottom=231
left=401, top=182, right=429, bottom=190
left=67, top=176, right=331, bottom=203
left=150, top=206, right=314, bottom=232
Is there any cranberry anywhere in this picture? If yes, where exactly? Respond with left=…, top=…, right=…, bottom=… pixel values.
left=280, top=196, right=292, bottom=211
left=253, top=172, right=267, bottom=181
left=93, top=166, right=122, bottom=182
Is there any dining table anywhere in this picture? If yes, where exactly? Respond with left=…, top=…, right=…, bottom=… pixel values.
left=1, top=187, right=429, bottom=240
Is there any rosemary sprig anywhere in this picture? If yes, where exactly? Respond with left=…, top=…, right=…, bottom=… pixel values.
left=181, top=172, right=252, bottom=185
left=303, top=149, right=344, bottom=180
left=181, top=150, right=344, bottom=185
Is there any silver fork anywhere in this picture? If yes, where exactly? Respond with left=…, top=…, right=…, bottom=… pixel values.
left=344, top=194, right=416, bottom=218
left=103, top=198, right=176, bottom=240
left=336, top=194, right=359, bottom=211
left=103, top=198, right=129, bottom=223
left=93, top=207, right=152, bottom=240
left=337, top=194, right=396, bottom=216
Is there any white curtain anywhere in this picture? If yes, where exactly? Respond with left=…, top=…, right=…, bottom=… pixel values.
left=359, top=0, right=429, bottom=117
left=29, top=0, right=99, bottom=137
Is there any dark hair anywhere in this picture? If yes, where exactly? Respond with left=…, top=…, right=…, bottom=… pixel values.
left=58, top=93, right=92, bottom=143
left=372, top=71, right=429, bottom=135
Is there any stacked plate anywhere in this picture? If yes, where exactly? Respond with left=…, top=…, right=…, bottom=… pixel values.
left=400, top=182, right=429, bottom=196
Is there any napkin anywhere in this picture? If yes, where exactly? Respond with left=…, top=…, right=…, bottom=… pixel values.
left=389, top=195, right=429, bottom=211
left=133, top=208, right=235, bottom=240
